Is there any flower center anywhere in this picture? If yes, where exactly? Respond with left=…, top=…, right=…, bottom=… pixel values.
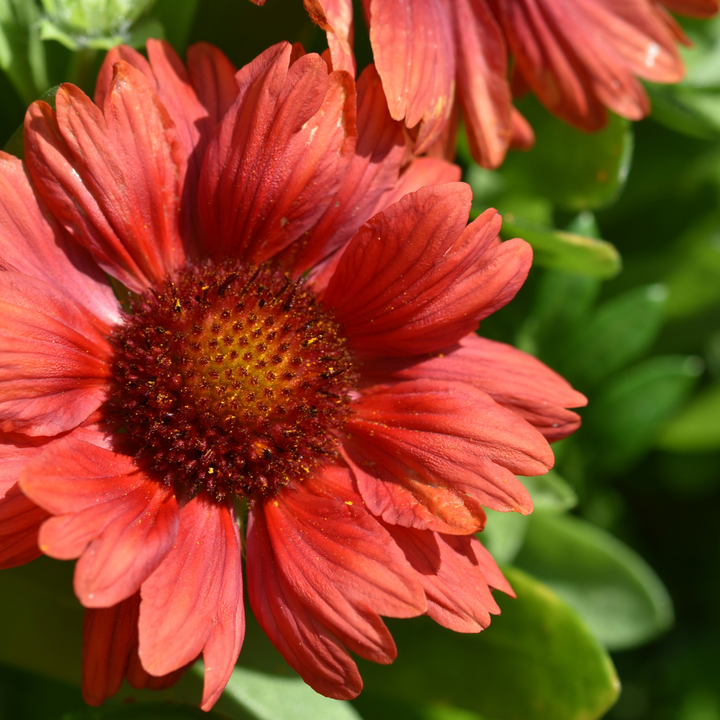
left=108, top=261, right=356, bottom=501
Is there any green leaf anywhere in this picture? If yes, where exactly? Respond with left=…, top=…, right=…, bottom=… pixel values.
left=677, top=14, right=720, bottom=89
left=584, top=355, right=704, bottom=470
left=355, top=567, right=619, bottom=720
left=124, top=17, right=164, bottom=48
left=500, top=95, right=634, bottom=211
left=63, top=702, right=226, bottom=719
left=501, top=216, right=621, bottom=279
left=517, top=269, right=601, bottom=360
left=351, top=695, right=491, bottom=720
left=656, top=381, right=720, bottom=451
left=533, top=271, right=600, bottom=331
left=479, top=510, right=528, bottom=565
left=39, top=0, right=155, bottom=36
left=3, top=84, right=60, bottom=159
left=0, top=0, right=50, bottom=103
left=514, top=513, right=673, bottom=650
left=0, top=556, right=83, bottom=685
left=558, top=284, right=668, bottom=386
left=663, top=213, right=720, bottom=318
left=0, top=663, right=86, bottom=720
left=646, top=84, right=720, bottom=141
left=215, top=667, right=362, bottom=720
left=153, top=0, right=198, bottom=50
left=564, top=210, right=602, bottom=239
left=522, top=470, right=578, bottom=512
left=39, top=17, right=82, bottom=50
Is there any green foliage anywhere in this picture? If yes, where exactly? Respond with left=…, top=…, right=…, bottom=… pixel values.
left=556, top=284, right=668, bottom=387
left=500, top=217, right=621, bottom=279
left=584, top=355, right=703, bottom=470
left=514, top=513, right=673, bottom=651
left=657, top=380, right=720, bottom=451
left=0, top=557, right=83, bottom=686
left=647, top=15, right=720, bottom=141
left=38, top=0, right=160, bottom=50
left=64, top=704, right=226, bottom=719
left=522, top=470, right=579, bottom=512
left=355, top=568, right=619, bottom=720
left=0, top=0, right=48, bottom=103
left=217, top=667, right=362, bottom=720
left=662, top=212, right=720, bottom=318
left=499, top=97, right=634, bottom=212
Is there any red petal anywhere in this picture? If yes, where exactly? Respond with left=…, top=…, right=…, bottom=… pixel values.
left=509, top=106, right=536, bottom=150
left=422, top=97, right=461, bottom=161
left=309, top=133, right=461, bottom=295
left=138, top=496, right=243, bottom=711
left=661, top=0, right=718, bottom=17
left=20, top=437, right=178, bottom=607
left=247, top=503, right=363, bottom=699
left=95, top=41, right=237, bottom=252
left=82, top=594, right=139, bottom=706
left=247, top=464, right=424, bottom=700
left=304, top=0, right=333, bottom=28
left=94, top=45, right=152, bottom=109
left=323, top=185, right=531, bottom=356
left=362, top=333, right=586, bottom=442
left=0, top=152, right=120, bottom=325
left=344, top=443, right=487, bottom=534
left=0, top=481, right=47, bottom=569
left=373, top=156, right=462, bottom=214
left=279, top=63, right=405, bottom=275
left=319, top=0, right=356, bottom=74
left=25, top=65, right=186, bottom=292
left=251, top=465, right=424, bottom=671
left=82, top=593, right=188, bottom=706
left=369, top=0, right=455, bottom=152
left=345, top=379, right=554, bottom=527
left=498, top=0, right=684, bottom=129
left=0, top=428, right=109, bottom=569
left=387, top=527, right=502, bottom=631
left=145, top=40, right=208, bottom=164
left=0, top=430, right=61, bottom=569
left=0, top=272, right=112, bottom=437
left=95, top=40, right=237, bottom=163
left=198, top=43, right=356, bottom=264
left=473, top=536, right=515, bottom=596
left=125, top=652, right=190, bottom=692
left=452, top=0, right=513, bottom=169
left=187, top=42, right=239, bottom=129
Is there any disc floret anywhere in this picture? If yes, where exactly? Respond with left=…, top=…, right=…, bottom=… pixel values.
left=108, top=261, right=357, bottom=500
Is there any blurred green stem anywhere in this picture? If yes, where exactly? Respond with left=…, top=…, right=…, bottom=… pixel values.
left=66, top=47, right=96, bottom=92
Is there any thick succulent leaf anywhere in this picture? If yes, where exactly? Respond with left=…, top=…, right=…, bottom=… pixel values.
left=354, top=567, right=619, bottom=720
left=499, top=96, right=634, bottom=211
left=514, top=512, right=673, bottom=650
left=500, top=217, right=621, bottom=279
left=521, top=470, right=578, bottom=512
left=0, top=556, right=83, bottom=685
left=584, top=355, right=703, bottom=470
left=656, top=380, right=720, bottom=451
left=556, top=284, right=668, bottom=386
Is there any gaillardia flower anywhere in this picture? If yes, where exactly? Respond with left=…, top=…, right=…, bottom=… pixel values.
left=288, top=0, right=718, bottom=167
left=0, top=39, right=585, bottom=709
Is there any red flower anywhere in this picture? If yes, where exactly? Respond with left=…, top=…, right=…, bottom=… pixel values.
left=0, top=39, right=584, bottom=709
left=295, top=0, right=718, bottom=167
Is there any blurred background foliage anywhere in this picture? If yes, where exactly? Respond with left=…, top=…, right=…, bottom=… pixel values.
left=1, top=1, right=719, bottom=719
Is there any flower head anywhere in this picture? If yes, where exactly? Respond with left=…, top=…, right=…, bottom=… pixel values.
left=0, top=39, right=584, bottom=709
left=296, top=0, right=719, bottom=167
